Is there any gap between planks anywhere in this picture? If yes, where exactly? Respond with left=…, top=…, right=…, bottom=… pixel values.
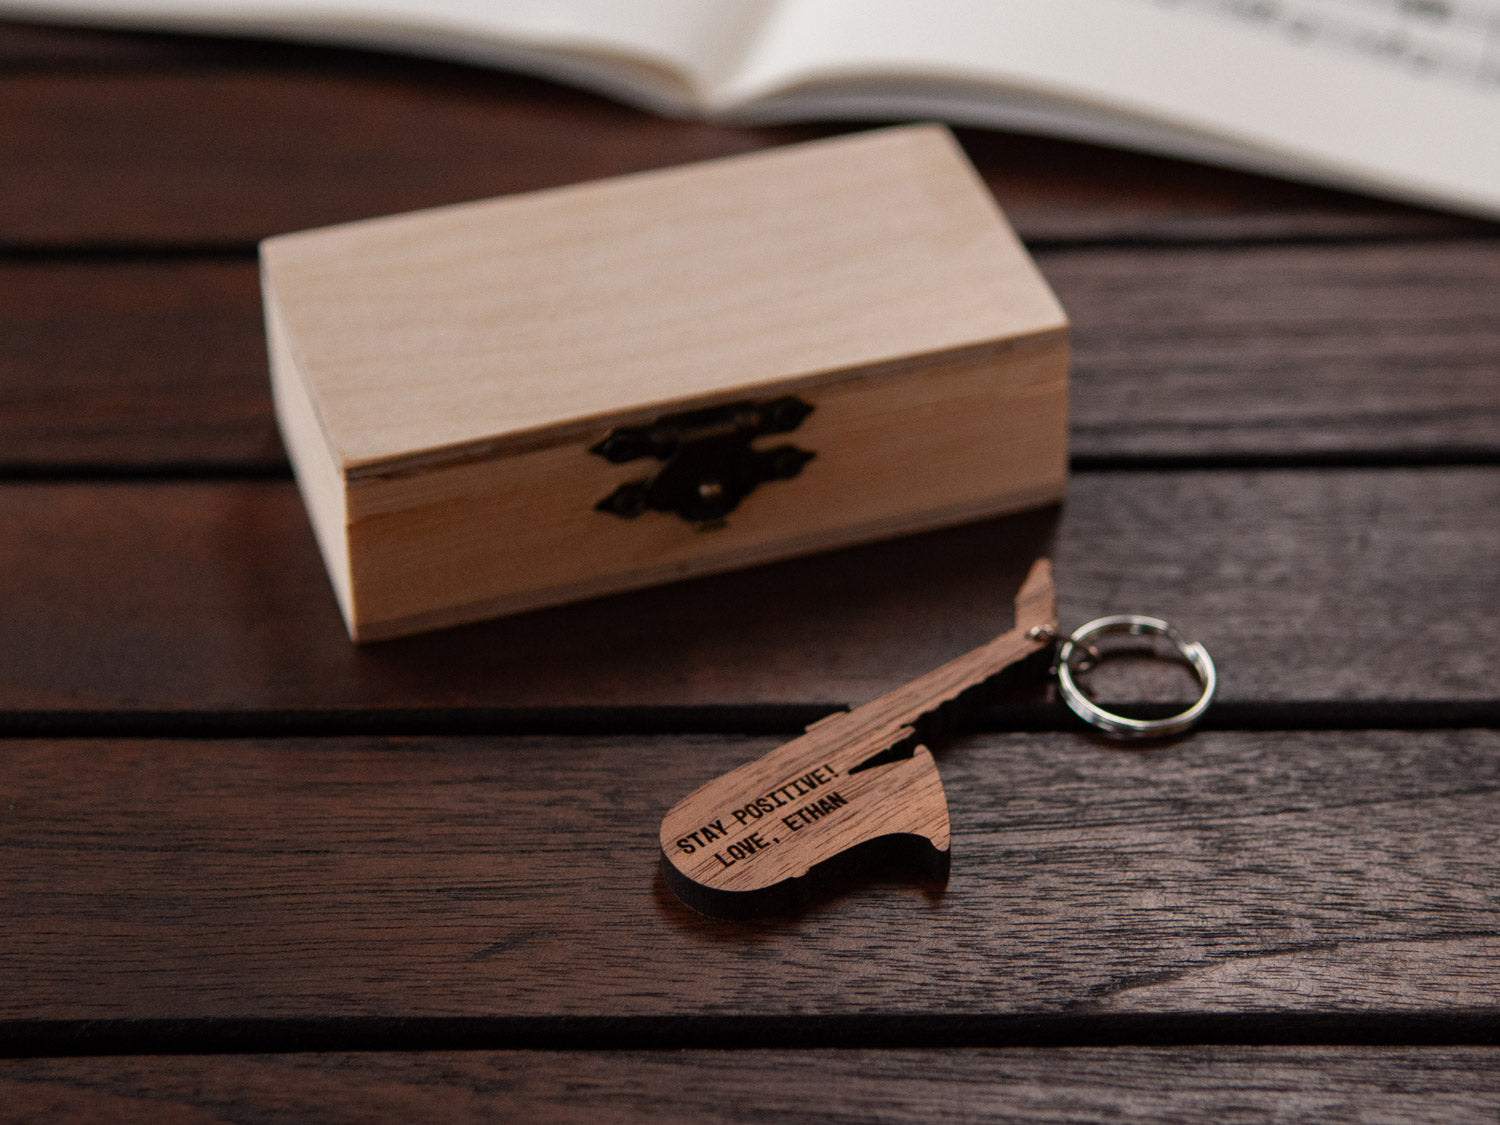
left=1, top=700, right=1498, bottom=741
left=4, top=1012, right=1500, bottom=1058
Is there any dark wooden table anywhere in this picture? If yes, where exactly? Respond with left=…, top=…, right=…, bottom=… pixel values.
left=2, top=18, right=1498, bottom=1121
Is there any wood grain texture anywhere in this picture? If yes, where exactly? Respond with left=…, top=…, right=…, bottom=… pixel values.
left=263, top=125, right=1068, bottom=638
left=2, top=730, right=1496, bottom=1024
left=0, top=259, right=280, bottom=468
left=6, top=12, right=1496, bottom=1112
left=3, top=1048, right=1500, bottom=1123
left=1054, top=241, right=1500, bottom=460
left=0, top=62, right=1491, bottom=249
left=4, top=241, right=1498, bottom=469
left=660, top=561, right=1053, bottom=911
left=264, top=124, right=1064, bottom=467
left=321, top=342, right=1066, bottom=639
left=0, top=469, right=1492, bottom=713
left=0, top=67, right=818, bottom=249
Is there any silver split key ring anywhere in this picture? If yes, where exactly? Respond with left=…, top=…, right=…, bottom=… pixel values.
left=1052, top=614, right=1217, bottom=739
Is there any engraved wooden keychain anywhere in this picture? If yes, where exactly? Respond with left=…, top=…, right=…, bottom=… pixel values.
left=659, top=559, right=1217, bottom=917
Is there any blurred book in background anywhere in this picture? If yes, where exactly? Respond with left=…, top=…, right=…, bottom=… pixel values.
left=5, top=0, right=1498, bottom=218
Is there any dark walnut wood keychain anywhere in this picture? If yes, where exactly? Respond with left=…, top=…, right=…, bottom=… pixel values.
left=659, top=559, right=1217, bottom=918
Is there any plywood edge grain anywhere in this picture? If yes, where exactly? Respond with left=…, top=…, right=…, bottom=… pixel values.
left=261, top=273, right=355, bottom=631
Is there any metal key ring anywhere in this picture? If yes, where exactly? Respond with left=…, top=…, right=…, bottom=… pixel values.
left=1055, top=614, right=1216, bottom=739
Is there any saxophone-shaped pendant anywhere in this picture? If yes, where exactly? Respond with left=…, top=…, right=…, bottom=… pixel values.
left=660, top=560, right=1058, bottom=918
left=659, top=557, right=1217, bottom=918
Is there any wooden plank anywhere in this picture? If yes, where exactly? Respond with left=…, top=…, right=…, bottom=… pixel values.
left=5, top=240, right=1498, bottom=469
left=0, top=17, right=199, bottom=65
left=3, top=1048, right=1499, bottom=1122
left=2, top=730, right=1496, bottom=1026
left=1054, top=241, right=1500, bottom=460
left=0, top=67, right=1486, bottom=248
left=0, top=468, right=1493, bottom=714
left=0, top=258, right=280, bottom=468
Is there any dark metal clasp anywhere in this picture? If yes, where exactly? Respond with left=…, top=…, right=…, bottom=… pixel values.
left=591, top=395, right=815, bottom=525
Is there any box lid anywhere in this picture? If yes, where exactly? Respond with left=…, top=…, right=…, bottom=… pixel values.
left=260, top=124, right=1065, bottom=480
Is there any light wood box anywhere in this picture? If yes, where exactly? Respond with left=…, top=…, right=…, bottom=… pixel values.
left=260, top=125, right=1069, bottom=641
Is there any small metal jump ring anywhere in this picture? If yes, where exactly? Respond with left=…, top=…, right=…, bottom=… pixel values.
left=1055, top=614, right=1216, bottom=739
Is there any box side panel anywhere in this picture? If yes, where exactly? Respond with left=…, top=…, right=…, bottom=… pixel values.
left=263, top=277, right=357, bottom=634
left=344, top=334, right=1067, bottom=640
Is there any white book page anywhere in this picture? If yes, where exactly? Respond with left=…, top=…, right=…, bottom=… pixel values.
left=0, top=0, right=773, bottom=108
left=721, top=0, right=1500, bottom=217
left=6, top=0, right=1498, bottom=214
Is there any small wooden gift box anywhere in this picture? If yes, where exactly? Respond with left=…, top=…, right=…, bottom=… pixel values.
left=261, top=125, right=1068, bottom=641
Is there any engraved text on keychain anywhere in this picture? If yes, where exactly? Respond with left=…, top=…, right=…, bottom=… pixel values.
left=658, top=559, right=1216, bottom=917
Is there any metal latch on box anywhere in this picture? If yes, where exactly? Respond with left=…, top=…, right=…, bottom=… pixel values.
left=591, top=396, right=815, bottom=525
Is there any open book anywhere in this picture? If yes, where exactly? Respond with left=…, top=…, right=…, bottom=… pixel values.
left=7, top=0, right=1500, bottom=218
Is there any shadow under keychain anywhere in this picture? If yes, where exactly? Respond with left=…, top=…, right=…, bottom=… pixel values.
left=659, top=559, right=1216, bottom=918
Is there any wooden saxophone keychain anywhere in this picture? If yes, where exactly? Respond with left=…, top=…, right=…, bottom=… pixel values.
left=659, top=559, right=1216, bottom=918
